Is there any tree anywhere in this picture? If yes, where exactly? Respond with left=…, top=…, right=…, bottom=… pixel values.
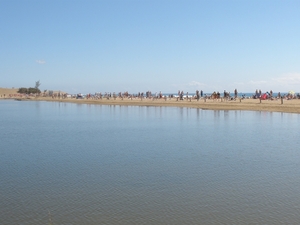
left=28, top=87, right=39, bottom=94
left=18, top=87, right=28, bottom=94
left=17, top=81, right=41, bottom=94
left=35, top=80, right=41, bottom=89
left=34, top=80, right=41, bottom=94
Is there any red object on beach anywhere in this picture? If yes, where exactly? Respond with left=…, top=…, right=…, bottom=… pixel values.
left=261, top=93, right=267, bottom=100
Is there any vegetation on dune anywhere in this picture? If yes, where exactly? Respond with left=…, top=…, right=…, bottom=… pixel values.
left=17, top=80, right=41, bottom=94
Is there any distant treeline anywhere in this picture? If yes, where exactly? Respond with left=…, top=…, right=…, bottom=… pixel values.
left=17, top=87, right=41, bottom=94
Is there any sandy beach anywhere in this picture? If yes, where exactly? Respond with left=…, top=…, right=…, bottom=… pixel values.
left=1, top=87, right=300, bottom=114
left=0, top=88, right=19, bottom=97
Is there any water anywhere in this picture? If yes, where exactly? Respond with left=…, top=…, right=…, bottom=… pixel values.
left=1, top=100, right=300, bottom=224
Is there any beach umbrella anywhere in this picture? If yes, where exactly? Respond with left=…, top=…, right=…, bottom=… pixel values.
left=289, top=90, right=295, bottom=95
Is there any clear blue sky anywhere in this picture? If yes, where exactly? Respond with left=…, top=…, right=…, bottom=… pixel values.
left=1, top=0, right=300, bottom=94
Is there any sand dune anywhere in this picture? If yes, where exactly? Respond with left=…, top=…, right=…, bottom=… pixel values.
left=0, top=88, right=18, bottom=97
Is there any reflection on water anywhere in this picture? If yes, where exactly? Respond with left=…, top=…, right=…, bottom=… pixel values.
left=0, top=100, right=300, bottom=225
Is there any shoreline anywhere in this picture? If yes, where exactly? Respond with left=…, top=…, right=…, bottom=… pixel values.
left=1, top=87, right=300, bottom=114
left=3, top=96, right=300, bottom=114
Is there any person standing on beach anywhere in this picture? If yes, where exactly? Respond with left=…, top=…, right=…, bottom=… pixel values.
left=180, top=91, right=184, bottom=100
left=196, top=90, right=199, bottom=101
left=234, top=89, right=238, bottom=99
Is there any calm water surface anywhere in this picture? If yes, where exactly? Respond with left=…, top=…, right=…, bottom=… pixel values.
left=1, top=100, right=300, bottom=224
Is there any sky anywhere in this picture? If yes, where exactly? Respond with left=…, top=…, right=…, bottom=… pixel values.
left=1, top=0, right=300, bottom=94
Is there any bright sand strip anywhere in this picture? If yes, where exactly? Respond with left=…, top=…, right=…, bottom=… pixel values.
left=1, top=88, right=300, bottom=114
left=0, top=88, right=19, bottom=97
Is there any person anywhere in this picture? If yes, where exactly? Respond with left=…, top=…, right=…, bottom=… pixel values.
left=196, top=90, right=199, bottom=101
left=234, top=89, right=238, bottom=98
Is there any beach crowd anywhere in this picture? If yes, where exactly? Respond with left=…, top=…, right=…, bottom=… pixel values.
left=4, top=89, right=300, bottom=101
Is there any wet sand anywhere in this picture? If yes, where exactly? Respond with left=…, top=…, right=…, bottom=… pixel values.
left=1, top=88, right=300, bottom=114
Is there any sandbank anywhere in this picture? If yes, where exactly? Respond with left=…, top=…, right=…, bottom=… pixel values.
left=1, top=88, right=300, bottom=114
